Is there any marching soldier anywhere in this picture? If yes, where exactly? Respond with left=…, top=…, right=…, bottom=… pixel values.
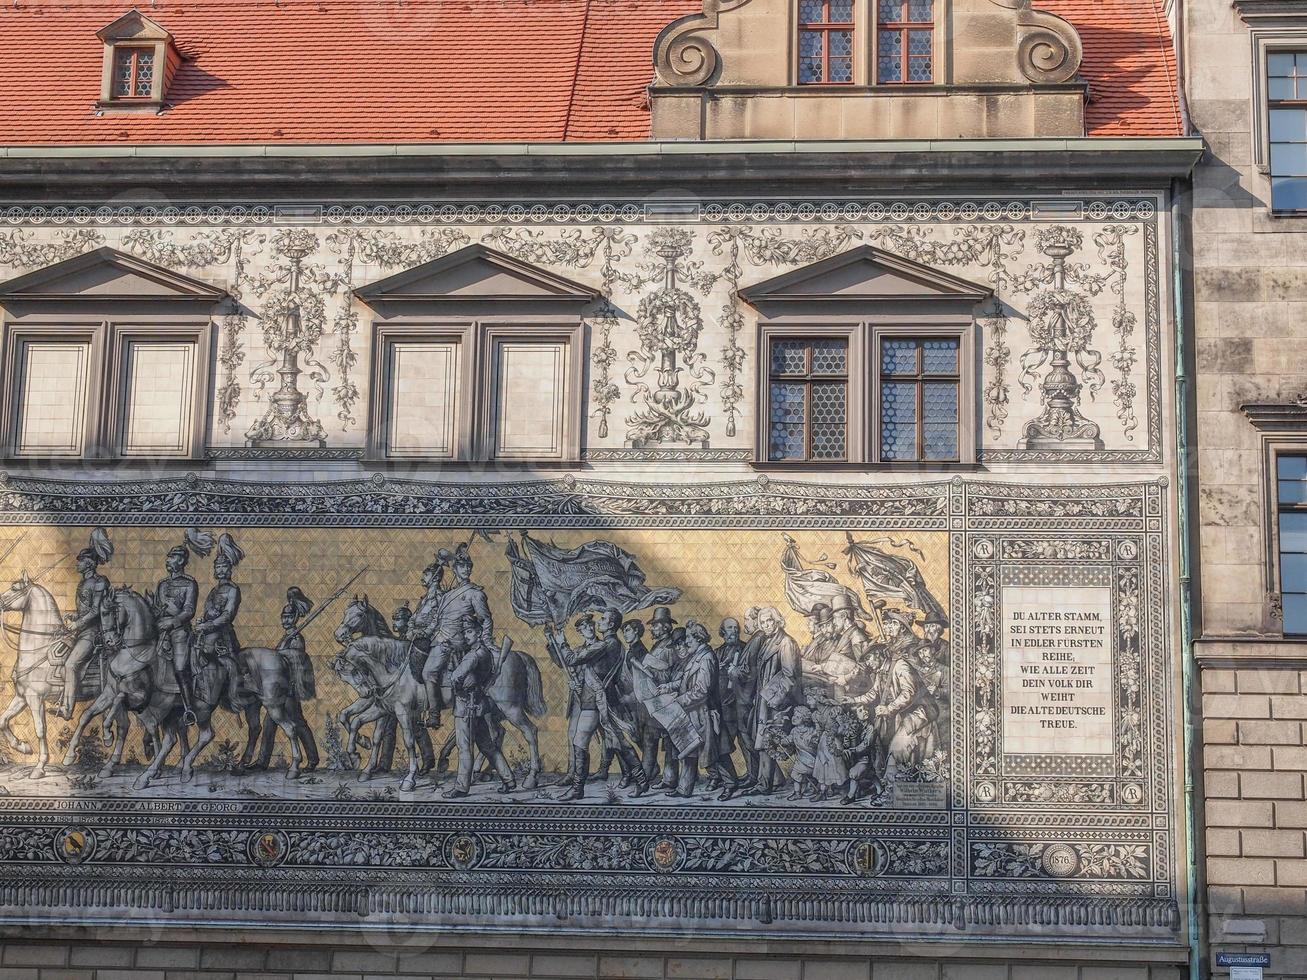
left=254, top=588, right=320, bottom=771
left=155, top=530, right=204, bottom=721
left=549, top=609, right=647, bottom=801
left=443, top=614, right=516, bottom=799
left=391, top=602, right=413, bottom=640
left=57, top=528, right=113, bottom=719
left=417, top=544, right=493, bottom=730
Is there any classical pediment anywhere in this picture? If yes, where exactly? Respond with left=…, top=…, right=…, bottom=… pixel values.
left=739, top=245, right=992, bottom=307
left=96, top=9, right=173, bottom=43
left=355, top=244, right=599, bottom=307
left=0, top=247, right=226, bottom=302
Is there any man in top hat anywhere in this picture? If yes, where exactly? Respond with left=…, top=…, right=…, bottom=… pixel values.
left=830, top=594, right=873, bottom=667
left=742, top=607, right=802, bottom=796
left=910, top=614, right=949, bottom=698
left=549, top=608, right=646, bottom=801
left=155, top=539, right=200, bottom=720
left=873, top=608, right=940, bottom=777
left=444, top=613, right=516, bottom=798
left=58, top=528, right=114, bottom=719
left=801, top=603, right=836, bottom=666
left=193, top=533, right=244, bottom=670
left=417, top=544, right=492, bottom=730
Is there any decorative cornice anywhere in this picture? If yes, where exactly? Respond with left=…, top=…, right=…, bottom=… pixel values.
left=1241, top=400, right=1307, bottom=431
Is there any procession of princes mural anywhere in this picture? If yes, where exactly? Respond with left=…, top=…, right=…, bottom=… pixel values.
left=0, top=526, right=950, bottom=807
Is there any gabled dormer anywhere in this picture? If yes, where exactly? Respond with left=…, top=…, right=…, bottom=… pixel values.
left=96, top=9, right=180, bottom=111
left=651, top=0, right=1086, bottom=139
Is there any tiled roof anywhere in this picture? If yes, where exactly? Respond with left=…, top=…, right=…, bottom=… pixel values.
left=0, top=0, right=1180, bottom=145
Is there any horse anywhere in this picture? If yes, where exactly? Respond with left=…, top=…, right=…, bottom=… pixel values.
left=332, top=637, right=430, bottom=792
left=334, top=596, right=546, bottom=789
left=63, top=588, right=311, bottom=786
left=0, top=573, right=117, bottom=779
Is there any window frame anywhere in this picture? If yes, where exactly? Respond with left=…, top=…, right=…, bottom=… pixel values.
left=763, top=330, right=857, bottom=463
left=0, top=317, right=212, bottom=462
left=796, top=0, right=857, bottom=86
left=871, top=325, right=968, bottom=463
left=1272, top=449, right=1307, bottom=636
left=365, top=318, right=584, bottom=465
left=875, top=0, right=936, bottom=85
left=110, top=45, right=158, bottom=102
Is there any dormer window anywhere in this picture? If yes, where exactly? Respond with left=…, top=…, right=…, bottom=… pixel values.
left=96, top=9, right=177, bottom=109
left=877, top=0, right=934, bottom=84
left=798, top=0, right=854, bottom=84
left=111, top=46, right=156, bottom=100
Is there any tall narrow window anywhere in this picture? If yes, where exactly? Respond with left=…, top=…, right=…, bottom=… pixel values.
left=1269, top=52, right=1307, bottom=211
left=13, top=340, right=92, bottom=457
left=798, top=0, right=854, bottom=85
left=877, top=0, right=933, bottom=84
left=491, top=340, right=570, bottom=460
left=767, top=338, right=849, bottom=461
left=879, top=337, right=959, bottom=461
left=1278, top=455, right=1307, bottom=633
left=119, top=340, right=196, bottom=456
left=383, top=340, right=461, bottom=459
left=111, top=46, right=155, bottom=100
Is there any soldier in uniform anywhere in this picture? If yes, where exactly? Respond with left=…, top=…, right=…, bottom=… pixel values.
left=418, top=544, right=492, bottom=730
left=443, top=614, right=516, bottom=799
left=391, top=602, right=413, bottom=640
left=549, top=609, right=647, bottom=801
left=154, top=537, right=201, bottom=720
left=254, top=587, right=320, bottom=771
left=58, top=528, right=113, bottom=720
left=192, top=533, right=245, bottom=685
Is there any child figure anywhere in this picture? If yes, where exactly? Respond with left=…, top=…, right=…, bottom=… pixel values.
left=784, top=706, right=819, bottom=801
left=812, top=704, right=852, bottom=802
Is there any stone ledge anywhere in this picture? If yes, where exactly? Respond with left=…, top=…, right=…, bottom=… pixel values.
left=1195, top=636, right=1307, bottom=668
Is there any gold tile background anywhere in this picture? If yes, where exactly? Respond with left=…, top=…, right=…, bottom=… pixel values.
left=0, top=526, right=948, bottom=768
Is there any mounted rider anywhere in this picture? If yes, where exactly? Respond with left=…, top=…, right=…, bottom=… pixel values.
left=415, top=543, right=493, bottom=730
left=57, top=528, right=113, bottom=720
left=191, top=533, right=244, bottom=690
left=154, top=527, right=210, bottom=720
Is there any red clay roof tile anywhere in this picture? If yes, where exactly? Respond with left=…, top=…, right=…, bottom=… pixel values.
left=0, top=0, right=1180, bottom=144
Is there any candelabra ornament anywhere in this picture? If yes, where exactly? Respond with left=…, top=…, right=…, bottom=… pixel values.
left=1018, top=227, right=1104, bottom=451
left=625, top=229, right=714, bottom=448
left=246, top=231, right=328, bottom=449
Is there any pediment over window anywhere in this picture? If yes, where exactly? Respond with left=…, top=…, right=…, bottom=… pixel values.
left=355, top=244, right=599, bottom=312
left=97, top=9, right=173, bottom=44
left=0, top=247, right=226, bottom=303
left=739, top=245, right=991, bottom=309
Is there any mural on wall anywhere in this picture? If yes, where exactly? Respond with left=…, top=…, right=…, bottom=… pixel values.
left=0, top=197, right=1162, bottom=462
left=0, top=474, right=1176, bottom=940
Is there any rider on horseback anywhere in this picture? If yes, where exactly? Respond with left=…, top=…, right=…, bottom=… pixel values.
left=155, top=529, right=208, bottom=723
left=58, top=528, right=113, bottom=720
left=191, top=533, right=244, bottom=708
left=414, top=544, right=493, bottom=731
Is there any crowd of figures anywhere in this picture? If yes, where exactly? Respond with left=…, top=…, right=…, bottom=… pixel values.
left=0, top=527, right=949, bottom=805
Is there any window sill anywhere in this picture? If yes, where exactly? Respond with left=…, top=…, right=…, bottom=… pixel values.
left=750, top=460, right=983, bottom=472
left=1194, top=634, right=1307, bottom=668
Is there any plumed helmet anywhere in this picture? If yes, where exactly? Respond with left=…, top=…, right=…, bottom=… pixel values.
left=214, top=533, right=244, bottom=569
left=77, top=527, right=113, bottom=566
left=282, top=586, right=313, bottom=620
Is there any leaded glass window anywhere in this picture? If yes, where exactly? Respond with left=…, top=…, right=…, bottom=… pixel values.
left=877, top=0, right=932, bottom=84
left=1269, top=52, right=1307, bottom=211
left=798, top=0, right=855, bottom=85
left=111, top=46, right=156, bottom=100
left=768, top=338, right=849, bottom=461
left=879, top=337, right=959, bottom=461
left=1278, top=455, right=1307, bottom=633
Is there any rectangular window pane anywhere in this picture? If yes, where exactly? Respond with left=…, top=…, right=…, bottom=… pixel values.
left=907, top=0, right=932, bottom=21
left=1270, top=51, right=1297, bottom=76
left=830, top=0, right=854, bottom=19
left=923, top=423, right=958, bottom=460
left=1281, top=512, right=1307, bottom=552
left=882, top=423, right=916, bottom=461
left=1280, top=480, right=1307, bottom=504
left=1280, top=454, right=1307, bottom=479
left=121, top=341, right=196, bottom=456
left=881, top=338, right=917, bottom=374
left=386, top=341, right=459, bottom=458
left=923, top=381, right=958, bottom=421
left=1272, top=175, right=1307, bottom=211
left=1282, top=552, right=1307, bottom=592
left=922, top=338, right=958, bottom=373
left=495, top=341, right=567, bottom=458
left=800, top=0, right=825, bottom=20
left=16, top=341, right=90, bottom=456
left=1270, top=76, right=1296, bottom=101
left=1270, top=108, right=1307, bottom=141
left=1284, top=592, right=1307, bottom=636
left=1272, top=141, right=1307, bottom=176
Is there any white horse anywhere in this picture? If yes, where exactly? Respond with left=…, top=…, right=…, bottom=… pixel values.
left=0, top=573, right=114, bottom=778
